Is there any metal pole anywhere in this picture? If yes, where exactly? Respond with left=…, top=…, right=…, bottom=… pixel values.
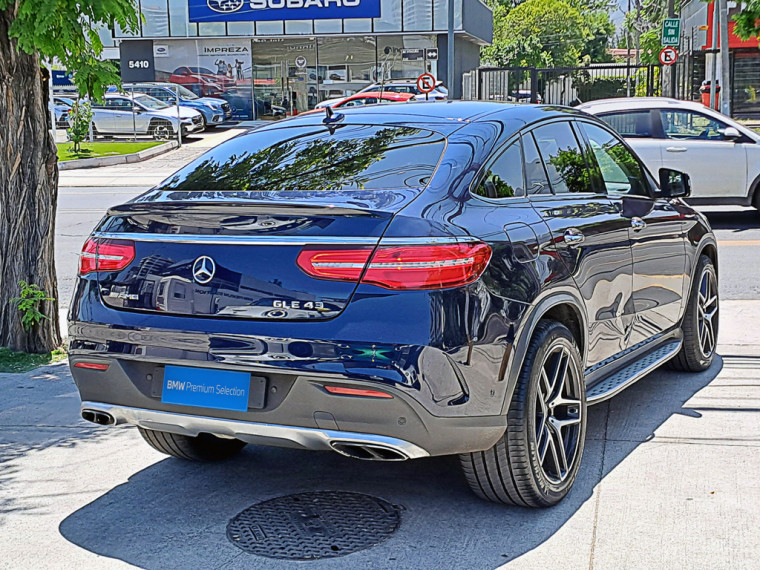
left=176, top=85, right=182, bottom=146
left=626, top=0, right=631, bottom=97
left=447, top=0, right=454, bottom=97
left=131, top=86, right=137, bottom=142
left=46, top=63, right=57, bottom=143
left=718, top=0, right=731, bottom=115
left=710, top=1, right=719, bottom=110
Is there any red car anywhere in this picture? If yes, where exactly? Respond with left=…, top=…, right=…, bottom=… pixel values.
left=169, top=66, right=234, bottom=97
left=332, top=91, right=415, bottom=108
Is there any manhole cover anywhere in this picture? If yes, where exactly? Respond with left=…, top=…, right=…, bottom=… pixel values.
left=227, top=491, right=402, bottom=560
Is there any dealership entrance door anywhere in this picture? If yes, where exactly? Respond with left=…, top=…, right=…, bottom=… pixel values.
left=252, top=38, right=318, bottom=119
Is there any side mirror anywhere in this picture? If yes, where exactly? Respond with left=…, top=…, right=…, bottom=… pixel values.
left=132, top=106, right=143, bottom=114
left=721, top=126, right=741, bottom=140
left=659, top=168, right=691, bottom=198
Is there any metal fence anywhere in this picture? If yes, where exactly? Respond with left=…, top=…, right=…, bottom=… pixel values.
left=462, top=62, right=691, bottom=106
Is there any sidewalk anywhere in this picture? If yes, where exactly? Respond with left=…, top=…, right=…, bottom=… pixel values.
left=58, top=128, right=245, bottom=188
left=0, top=301, right=758, bottom=569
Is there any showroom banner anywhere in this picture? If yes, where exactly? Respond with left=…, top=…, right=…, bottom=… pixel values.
left=151, top=39, right=254, bottom=120
left=188, top=0, right=381, bottom=22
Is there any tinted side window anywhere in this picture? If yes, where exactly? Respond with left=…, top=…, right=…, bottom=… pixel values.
left=523, top=133, right=551, bottom=195
left=660, top=110, right=727, bottom=140
left=532, top=122, right=591, bottom=194
left=474, top=140, right=524, bottom=199
left=581, top=123, right=647, bottom=196
left=598, top=111, right=653, bottom=138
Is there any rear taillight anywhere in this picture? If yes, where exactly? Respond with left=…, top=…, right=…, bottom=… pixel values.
left=297, top=242, right=492, bottom=290
left=79, top=238, right=135, bottom=275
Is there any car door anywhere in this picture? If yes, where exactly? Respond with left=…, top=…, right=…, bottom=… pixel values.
left=596, top=109, right=664, bottom=178
left=526, top=120, right=635, bottom=368
left=657, top=108, right=747, bottom=199
left=105, top=98, right=136, bottom=134
left=578, top=120, right=687, bottom=346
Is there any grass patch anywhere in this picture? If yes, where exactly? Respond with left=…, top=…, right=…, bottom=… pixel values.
left=57, top=141, right=164, bottom=162
left=0, top=346, right=67, bottom=373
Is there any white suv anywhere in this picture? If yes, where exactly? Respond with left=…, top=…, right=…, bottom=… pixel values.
left=579, top=97, right=760, bottom=208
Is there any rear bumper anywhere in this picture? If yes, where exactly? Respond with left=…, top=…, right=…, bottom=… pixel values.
left=80, top=401, right=430, bottom=459
left=69, top=354, right=508, bottom=457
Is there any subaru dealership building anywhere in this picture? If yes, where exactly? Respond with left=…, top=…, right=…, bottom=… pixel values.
left=107, top=0, right=493, bottom=119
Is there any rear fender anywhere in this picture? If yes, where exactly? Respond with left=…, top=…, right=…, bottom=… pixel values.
left=499, top=289, right=589, bottom=416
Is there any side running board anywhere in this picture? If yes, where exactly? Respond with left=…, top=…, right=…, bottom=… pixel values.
left=586, top=341, right=682, bottom=405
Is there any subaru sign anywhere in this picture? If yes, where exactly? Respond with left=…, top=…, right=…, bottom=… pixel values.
left=189, top=0, right=381, bottom=22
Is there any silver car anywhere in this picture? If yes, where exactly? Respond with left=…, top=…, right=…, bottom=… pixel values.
left=91, top=93, right=204, bottom=139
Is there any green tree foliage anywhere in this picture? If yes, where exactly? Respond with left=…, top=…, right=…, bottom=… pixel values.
left=67, top=100, right=93, bottom=154
left=10, top=281, right=55, bottom=332
left=483, top=0, right=591, bottom=67
left=733, top=0, right=760, bottom=40
left=1, top=0, right=138, bottom=99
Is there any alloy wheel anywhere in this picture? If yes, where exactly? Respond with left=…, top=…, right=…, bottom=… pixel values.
left=153, top=124, right=171, bottom=140
left=697, top=268, right=719, bottom=358
left=534, top=345, right=583, bottom=484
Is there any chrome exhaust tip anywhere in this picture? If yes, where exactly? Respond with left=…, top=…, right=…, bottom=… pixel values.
left=82, top=409, right=115, bottom=426
left=330, top=441, right=408, bottom=461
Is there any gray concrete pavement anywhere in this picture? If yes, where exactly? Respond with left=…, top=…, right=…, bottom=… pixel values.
left=1, top=302, right=758, bottom=569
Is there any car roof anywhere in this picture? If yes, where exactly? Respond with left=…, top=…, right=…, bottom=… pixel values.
left=578, top=97, right=708, bottom=114
left=255, top=101, right=591, bottom=135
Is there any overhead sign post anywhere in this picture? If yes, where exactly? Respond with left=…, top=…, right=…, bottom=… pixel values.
left=661, top=18, right=681, bottom=47
left=188, top=0, right=381, bottom=22
left=659, top=47, right=678, bottom=66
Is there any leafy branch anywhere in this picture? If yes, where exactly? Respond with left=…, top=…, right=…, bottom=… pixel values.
left=10, top=281, right=55, bottom=332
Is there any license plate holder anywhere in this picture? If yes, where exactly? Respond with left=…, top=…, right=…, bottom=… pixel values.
left=161, top=365, right=260, bottom=412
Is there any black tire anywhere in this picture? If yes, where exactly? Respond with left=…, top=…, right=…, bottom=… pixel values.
left=669, top=254, right=719, bottom=372
left=149, top=120, right=173, bottom=141
left=460, top=320, right=586, bottom=507
left=138, top=427, right=246, bottom=461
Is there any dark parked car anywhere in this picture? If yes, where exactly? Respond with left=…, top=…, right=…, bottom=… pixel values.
left=69, top=102, right=718, bottom=507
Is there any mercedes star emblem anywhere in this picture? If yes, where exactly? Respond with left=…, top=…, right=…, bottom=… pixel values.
left=192, top=256, right=216, bottom=284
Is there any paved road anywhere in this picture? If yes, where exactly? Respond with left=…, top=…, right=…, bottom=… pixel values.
left=11, top=138, right=758, bottom=568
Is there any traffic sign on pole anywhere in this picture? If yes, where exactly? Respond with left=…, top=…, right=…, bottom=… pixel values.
left=417, top=73, right=436, bottom=94
left=659, top=47, right=678, bottom=66
left=662, top=18, right=681, bottom=46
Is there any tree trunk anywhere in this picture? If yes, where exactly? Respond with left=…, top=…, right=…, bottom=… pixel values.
left=0, top=7, right=61, bottom=353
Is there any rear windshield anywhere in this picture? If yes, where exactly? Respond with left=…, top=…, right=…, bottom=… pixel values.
left=155, top=124, right=446, bottom=193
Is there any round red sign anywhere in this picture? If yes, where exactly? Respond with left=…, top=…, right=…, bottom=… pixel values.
left=416, top=73, right=436, bottom=94
left=659, top=47, right=678, bottom=66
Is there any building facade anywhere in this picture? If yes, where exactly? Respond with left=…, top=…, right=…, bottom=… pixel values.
left=105, top=0, right=493, bottom=120
left=681, top=0, right=760, bottom=117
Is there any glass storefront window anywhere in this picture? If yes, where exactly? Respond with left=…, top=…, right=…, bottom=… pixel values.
left=404, top=0, right=433, bottom=32
left=318, top=37, right=377, bottom=102
left=377, top=36, right=436, bottom=82
left=227, top=22, right=255, bottom=36
left=198, top=22, right=226, bottom=36
left=433, top=0, right=463, bottom=31
left=343, top=18, right=372, bottom=33
left=251, top=39, right=319, bottom=119
left=256, top=21, right=285, bottom=36
left=314, top=20, right=342, bottom=34
left=285, top=20, right=314, bottom=35
left=141, top=0, right=169, bottom=37
left=374, top=0, right=403, bottom=32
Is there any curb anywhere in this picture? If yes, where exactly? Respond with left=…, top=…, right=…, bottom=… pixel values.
left=59, top=140, right=179, bottom=170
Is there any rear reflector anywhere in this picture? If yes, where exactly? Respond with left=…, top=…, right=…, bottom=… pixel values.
left=79, top=238, right=135, bottom=275
left=74, top=362, right=110, bottom=371
left=324, top=385, right=394, bottom=399
left=297, top=242, right=492, bottom=290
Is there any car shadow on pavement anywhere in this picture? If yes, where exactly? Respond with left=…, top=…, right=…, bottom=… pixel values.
left=59, top=358, right=723, bottom=569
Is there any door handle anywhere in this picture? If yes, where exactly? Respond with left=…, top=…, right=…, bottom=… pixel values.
left=563, top=229, right=585, bottom=246
left=631, top=217, right=647, bottom=231
left=666, top=146, right=687, bottom=152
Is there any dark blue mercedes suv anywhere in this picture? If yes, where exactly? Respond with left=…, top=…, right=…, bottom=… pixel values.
left=69, top=101, right=718, bottom=507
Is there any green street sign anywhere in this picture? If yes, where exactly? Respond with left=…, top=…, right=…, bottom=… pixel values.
left=662, top=18, right=681, bottom=47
